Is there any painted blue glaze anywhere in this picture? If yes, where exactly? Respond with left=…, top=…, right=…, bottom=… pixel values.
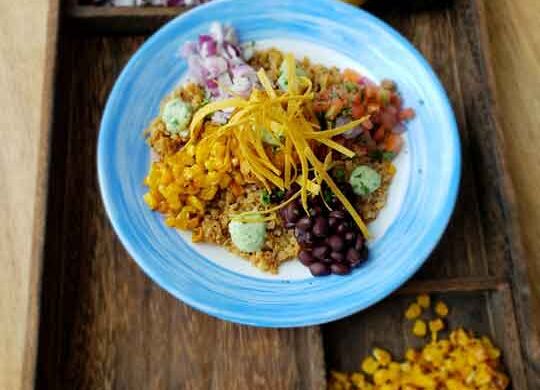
left=98, top=0, right=461, bottom=327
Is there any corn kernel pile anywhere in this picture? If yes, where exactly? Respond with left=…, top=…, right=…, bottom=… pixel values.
left=328, top=295, right=509, bottom=390
left=144, top=129, right=246, bottom=230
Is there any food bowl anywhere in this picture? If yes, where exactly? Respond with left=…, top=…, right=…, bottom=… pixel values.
left=98, top=0, right=460, bottom=327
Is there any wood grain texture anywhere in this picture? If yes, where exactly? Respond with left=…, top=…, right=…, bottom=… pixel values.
left=0, top=1, right=57, bottom=389
left=67, top=5, right=188, bottom=34
left=35, top=36, right=325, bottom=390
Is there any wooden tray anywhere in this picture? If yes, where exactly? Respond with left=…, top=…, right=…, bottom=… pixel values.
left=35, top=0, right=540, bottom=388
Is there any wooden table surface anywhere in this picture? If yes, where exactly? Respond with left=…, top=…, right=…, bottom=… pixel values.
left=0, top=0, right=538, bottom=388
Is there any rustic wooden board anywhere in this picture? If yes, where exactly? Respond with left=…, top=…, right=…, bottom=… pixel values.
left=34, top=0, right=539, bottom=388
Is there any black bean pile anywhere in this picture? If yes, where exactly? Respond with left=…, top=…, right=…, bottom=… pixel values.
left=280, top=186, right=368, bottom=276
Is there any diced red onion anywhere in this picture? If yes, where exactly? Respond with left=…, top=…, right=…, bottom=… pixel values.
left=199, top=34, right=213, bottom=45
left=181, top=23, right=259, bottom=113
left=212, top=111, right=231, bottom=124
left=358, top=76, right=375, bottom=86
left=223, top=42, right=241, bottom=59
left=181, top=41, right=198, bottom=57
left=335, top=116, right=363, bottom=139
left=203, top=56, right=228, bottom=77
left=206, top=79, right=218, bottom=89
left=186, top=55, right=204, bottom=83
left=231, top=64, right=254, bottom=78
left=230, top=76, right=253, bottom=97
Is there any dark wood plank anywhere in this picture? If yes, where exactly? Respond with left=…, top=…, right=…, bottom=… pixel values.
left=66, top=5, right=189, bottom=34
left=397, top=276, right=506, bottom=294
left=36, top=36, right=325, bottom=390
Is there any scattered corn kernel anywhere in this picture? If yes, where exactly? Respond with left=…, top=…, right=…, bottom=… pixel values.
left=412, top=319, right=427, bottom=337
left=361, top=356, right=379, bottom=375
left=429, top=318, right=445, bottom=334
left=435, top=300, right=449, bottom=317
left=350, top=373, right=366, bottom=387
left=405, top=348, right=418, bottom=362
left=372, top=348, right=392, bottom=366
left=405, top=303, right=422, bottom=320
left=417, top=293, right=431, bottom=309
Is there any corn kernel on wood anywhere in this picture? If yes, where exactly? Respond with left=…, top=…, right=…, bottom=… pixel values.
left=328, top=297, right=509, bottom=390
left=435, top=300, right=450, bottom=317
left=412, top=319, right=427, bottom=337
left=417, top=293, right=431, bottom=309
left=405, top=303, right=422, bottom=320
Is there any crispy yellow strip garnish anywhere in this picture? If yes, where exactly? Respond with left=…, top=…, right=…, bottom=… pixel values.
left=295, top=175, right=321, bottom=195
left=189, top=97, right=248, bottom=138
left=299, top=76, right=312, bottom=95
left=284, top=136, right=292, bottom=187
left=285, top=53, right=298, bottom=95
left=230, top=213, right=276, bottom=223
left=316, top=137, right=356, bottom=158
left=234, top=190, right=301, bottom=217
left=257, top=68, right=277, bottom=99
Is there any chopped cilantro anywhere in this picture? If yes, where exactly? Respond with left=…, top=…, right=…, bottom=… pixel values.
left=200, top=97, right=211, bottom=107
left=271, top=189, right=285, bottom=203
left=383, top=151, right=397, bottom=161
left=260, top=190, right=271, bottom=205
left=341, top=107, right=352, bottom=116
left=333, top=167, right=346, bottom=182
left=368, top=149, right=385, bottom=162
left=345, top=81, right=358, bottom=93
left=369, top=149, right=397, bottom=162
left=360, top=182, right=371, bottom=196
left=323, top=188, right=335, bottom=204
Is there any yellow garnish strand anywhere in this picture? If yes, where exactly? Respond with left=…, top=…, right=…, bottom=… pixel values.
left=257, top=68, right=277, bottom=98
left=304, top=116, right=369, bottom=139
left=295, top=175, right=320, bottom=195
left=189, top=97, right=248, bottom=138
left=230, top=213, right=276, bottom=223
left=315, top=137, right=356, bottom=158
left=285, top=53, right=299, bottom=95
